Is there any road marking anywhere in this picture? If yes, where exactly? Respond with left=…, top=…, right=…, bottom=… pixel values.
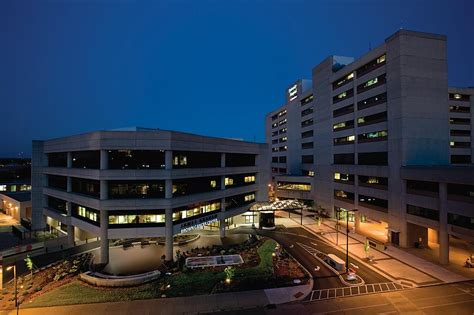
left=418, top=298, right=474, bottom=310
left=314, top=303, right=391, bottom=314
left=308, top=282, right=406, bottom=302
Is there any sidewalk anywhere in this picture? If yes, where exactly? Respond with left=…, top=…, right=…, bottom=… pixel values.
left=275, top=212, right=470, bottom=287
left=0, top=282, right=312, bottom=315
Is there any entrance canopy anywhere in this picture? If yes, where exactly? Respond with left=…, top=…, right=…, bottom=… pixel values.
left=250, top=199, right=307, bottom=211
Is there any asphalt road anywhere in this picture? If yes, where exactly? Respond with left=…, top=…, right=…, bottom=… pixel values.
left=231, top=226, right=389, bottom=290
left=210, top=280, right=474, bottom=315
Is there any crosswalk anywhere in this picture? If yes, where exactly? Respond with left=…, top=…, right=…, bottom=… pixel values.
left=308, top=282, right=408, bottom=301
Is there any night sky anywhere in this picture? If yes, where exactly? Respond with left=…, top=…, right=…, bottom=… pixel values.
left=1, top=0, right=473, bottom=157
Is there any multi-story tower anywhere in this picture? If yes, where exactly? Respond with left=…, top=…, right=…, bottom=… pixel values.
left=448, top=88, right=474, bottom=164
left=265, top=30, right=474, bottom=264
left=32, top=128, right=269, bottom=264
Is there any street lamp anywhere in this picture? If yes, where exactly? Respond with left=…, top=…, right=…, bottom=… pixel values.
left=345, top=209, right=358, bottom=273
left=6, top=265, right=18, bottom=315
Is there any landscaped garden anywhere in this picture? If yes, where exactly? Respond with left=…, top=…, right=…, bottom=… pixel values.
left=0, top=235, right=308, bottom=310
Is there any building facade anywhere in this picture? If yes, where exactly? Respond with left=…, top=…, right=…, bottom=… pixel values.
left=265, top=30, right=474, bottom=264
left=32, top=128, right=269, bottom=264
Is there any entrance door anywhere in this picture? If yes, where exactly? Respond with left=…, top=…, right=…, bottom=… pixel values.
left=391, top=231, right=400, bottom=246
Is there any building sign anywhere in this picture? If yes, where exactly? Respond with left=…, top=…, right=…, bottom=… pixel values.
left=180, top=213, right=219, bottom=233
left=288, top=84, right=298, bottom=101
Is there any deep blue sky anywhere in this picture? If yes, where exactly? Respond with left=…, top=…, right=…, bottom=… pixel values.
left=1, top=0, right=473, bottom=157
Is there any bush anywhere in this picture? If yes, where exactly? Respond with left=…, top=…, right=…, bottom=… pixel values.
left=22, top=291, right=29, bottom=296
left=34, top=287, right=42, bottom=292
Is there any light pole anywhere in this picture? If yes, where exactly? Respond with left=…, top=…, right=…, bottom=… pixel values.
left=345, top=209, right=358, bottom=273
left=6, top=265, right=18, bottom=315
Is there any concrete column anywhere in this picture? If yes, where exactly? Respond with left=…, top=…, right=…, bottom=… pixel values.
left=66, top=201, right=74, bottom=246
left=219, top=217, right=226, bottom=238
left=165, top=150, right=173, bottom=170
left=99, top=209, right=109, bottom=265
left=67, top=152, right=72, bottom=168
left=165, top=179, right=173, bottom=199
left=439, top=182, right=449, bottom=265
left=221, top=176, right=226, bottom=190
left=221, top=153, right=226, bottom=168
left=220, top=197, right=226, bottom=238
left=354, top=212, right=361, bottom=233
left=67, top=177, right=72, bottom=192
left=100, top=180, right=108, bottom=200
left=165, top=208, right=173, bottom=261
left=100, top=150, right=108, bottom=170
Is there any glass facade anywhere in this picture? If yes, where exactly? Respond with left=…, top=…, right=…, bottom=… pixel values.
left=277, top=181, right=311, bottom=191
left=173, top=200, right=221, bottom=222
left=72, top=203, right=99, bottom=225
left=71, top=151, right=100, bottom=169
left=108, top=210, right=165, bottom=227
left=172, top=151, right=221, bottom=168
left=225, top=153, right=256, bottom=167
left=172, top=176, right=221, bottom=197
left=224, top=173, right=256, bottom=188
left=71, top=178, right=100, bottom=197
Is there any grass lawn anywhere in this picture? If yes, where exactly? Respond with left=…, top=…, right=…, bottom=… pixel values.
left=24, top=239, right=279, bottom=308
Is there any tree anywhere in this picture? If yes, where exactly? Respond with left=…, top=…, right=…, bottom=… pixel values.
left=224, top=266, right=235, bottom=284
left=364, top=240, right=370, bottom=259
left=24, top=255, right=34, bottom=279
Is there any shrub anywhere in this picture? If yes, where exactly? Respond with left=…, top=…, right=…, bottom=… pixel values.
left=22, top=291, right=29, bottom=296
left=34, top=287, right=42, bottom=292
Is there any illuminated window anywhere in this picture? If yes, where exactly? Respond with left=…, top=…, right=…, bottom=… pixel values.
left=172, top=155, right=187, bottom=166
left=210, top=180, right=217, bottom=188
left=0, top=185, right=5, bottom=191
left=244, top=175, right=255, bottom=183
left=225, top=177, right=234, bottom=186
left=308, top=171, right=315, bottom=177
left=377, top=55, right=386, bottom=64
left=244, top=193, right=256, bottom=202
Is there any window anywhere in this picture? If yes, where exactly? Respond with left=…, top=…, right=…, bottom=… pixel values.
left=222, top=174, right=255, bottom=188
left=302, top=130, right=314, bottom=138
left=449, top=93, right=470, bottom=101
left=271, top=114, right=278, bottom=121
left=333, top=104, right=354, bottom=117
left=357, top=74, right=386, bottom=94
left=451, top=155, right=471, bottom=164
left=279, top=128, right=287, bottom=134
left=244, top=175, right=256, bottom=183
left=450, top=130, right=471, bottom=136
left=302, top=155, right=314, bottom=164
left=450, top=141, right=470, bottom=148
left=272, top=122, right=278, bottom=128
left=173, top=200, right=221, bottom=222
left=48, top=175, right=68, bottom=191
left=449, top=118, right=470, bottom=125
left=301, top=107, right=313, bottom=117
left=333, top=120, right=354, bottom=131
left=0, top=185, right=5, bottom=191
left=332, top=72, right=354, bottom=90
left=277, top=182, right=311, bottom=191
left=173, top=177, right=221, bottom=196
left=447, top=183, right=474, bottom=202
left=48, top=152, right=68, bottom=167
left=109, top=211, right=165, bottom=227
left=358, top=130, right=388, bottom=143
left=334, top=189, right=354, bottom=202
left=449, top=105, right=470, bottom=113
left=358, top=175, right=388, bottom=189
left=272, top=139, right=278, bottom=144
left=359, top=195, right=388, bottom=212
left=333, top=172, right=354, bottom=184
left=357, top=93, right=387, bottom=110
left=71, top=178, right=100, bottom=197
left=108, top=150, right=165, bottom=169
left=358, top=152, right=388, bottom=165
left=302, top=170, right=314, bottom=177
left=448, top=213, right=474, bottom=230
left=226, top=193, right=257, bottom=210
left=356, top=54, right=386, bottom=77
left=406, top=180, right=438, bottom=195
left=47, top=196, right=68, bottom=214
left=225, top=177, right=234, bottom=186
left=357, top=111, right=387, bottom=126
left=279, top=137, right=287, bottom=143
left=109, top=181, right=165, bottom=199
left=301, top=94, right=314, bottom=106
left=333, top=135, right=355, bottom=145
left=279, top=119, right=287, bottom=126
left=71, top=151, right=100, bottom=169
left=302, top=142, right=314, bottom=149
left=279, top=146, right=288, bottom=152
left=278, top=156, right=287, bottom=163
left=173, top=151, right=221, bottom=168
left=334, top=153, right=354, bottom=165
left=278, top=109, right=287, bottom=117
left=407, top=205, right=439, bottom=221
left=72, top=204, right=99, bottom=225
left=301, top=118, right=314, bottom=127
left=226, top=153, right=256, bottom=167
left=272, top=131, right=278, bottom=136
left=333, top=88, right=354, bottom=104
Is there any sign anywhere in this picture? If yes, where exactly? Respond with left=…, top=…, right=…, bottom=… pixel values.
left=288, top=84, right=298, bottom=101
left=180, top=213, right=219, bottom=233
